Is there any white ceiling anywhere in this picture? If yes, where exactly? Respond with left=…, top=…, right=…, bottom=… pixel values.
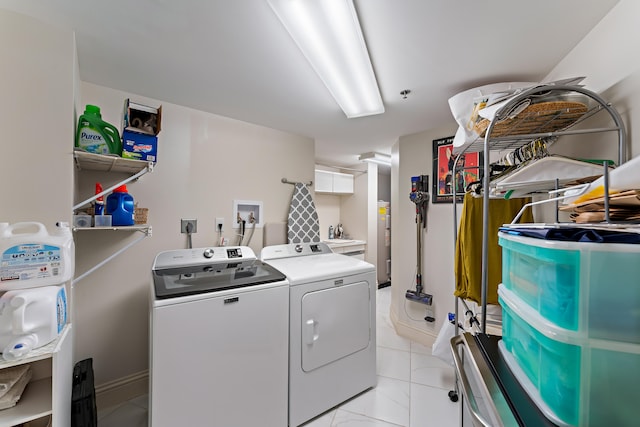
left=1, top=0, right=619, bottom=167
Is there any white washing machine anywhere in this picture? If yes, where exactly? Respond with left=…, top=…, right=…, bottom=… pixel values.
left=260, top=242, right=376, bottom=427
left=150, top=246, right=289, bottom=427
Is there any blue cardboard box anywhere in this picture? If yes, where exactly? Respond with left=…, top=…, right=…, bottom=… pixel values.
left=122, top=130, right=158, bottom=163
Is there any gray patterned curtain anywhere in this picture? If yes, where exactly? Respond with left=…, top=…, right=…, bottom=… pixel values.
left=287, top=183, right=320, bottom=243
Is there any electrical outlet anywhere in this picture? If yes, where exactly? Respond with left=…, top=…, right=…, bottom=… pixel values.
left=181, top=219, right=197, bottom=233
left=215, top=217, right=224, bottom=231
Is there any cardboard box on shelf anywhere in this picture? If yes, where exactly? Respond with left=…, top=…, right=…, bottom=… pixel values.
left=122, top=99, right=162, bottom=136
left=122, top=130, right=158, bottom=163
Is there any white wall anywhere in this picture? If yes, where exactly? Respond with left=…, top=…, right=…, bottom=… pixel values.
left=391, top=125, right=458, bottom=345
left=378, top=169, right=391, bottom=202
left=545, top=0, right=640, bottom=159
left=315, top=193, right=341, bottom=240
left=73, top=82, right=315, bottom=403
left=339, top=163, right=371, bottom=256
left=545, top=0, right=640, bottom=96
left=365, top=162, right=379, bottom=266
left=0, top=10, right=76, bottom=224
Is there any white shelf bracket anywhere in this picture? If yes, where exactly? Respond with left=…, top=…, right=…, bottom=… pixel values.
left=73, top=162, right=153, bottom=211
left=72, top=226, right=151, bottom=285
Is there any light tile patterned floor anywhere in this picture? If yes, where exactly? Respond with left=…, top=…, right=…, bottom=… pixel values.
left=98, top=287, right=460, bottom=427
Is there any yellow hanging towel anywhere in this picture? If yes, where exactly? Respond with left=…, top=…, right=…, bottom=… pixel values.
left=455, top=193, right=533, bottom=305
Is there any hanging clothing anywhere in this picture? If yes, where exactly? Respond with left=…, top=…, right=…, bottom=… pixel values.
left=455, top=193, right=534, bottom=305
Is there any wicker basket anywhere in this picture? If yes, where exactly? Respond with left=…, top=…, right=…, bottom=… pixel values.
left=474, top=100, right=588, bottom=137
left=134, top=207, right=149, bottom=224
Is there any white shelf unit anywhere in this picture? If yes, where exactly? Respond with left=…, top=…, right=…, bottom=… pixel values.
left=0, top=324, right=73, bottom=427
left=72, top=150, right=153, bottom=284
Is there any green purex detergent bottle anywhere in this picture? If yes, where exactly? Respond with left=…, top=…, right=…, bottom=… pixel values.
left=75, top=105, right=122, bottom=155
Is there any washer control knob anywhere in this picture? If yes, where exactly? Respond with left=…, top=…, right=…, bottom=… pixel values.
left=295, top=245, right=303, bottom=253
left=203, top=248, right=214, bottom=258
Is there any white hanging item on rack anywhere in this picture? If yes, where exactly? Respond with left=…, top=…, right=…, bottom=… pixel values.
left=491, top=156, right=613, bottom=198
left=448, top=81, right=537, bottom=150
left=449, top=77, right=587, bottom=152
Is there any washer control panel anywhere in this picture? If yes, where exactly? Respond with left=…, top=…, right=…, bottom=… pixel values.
left=153, top=246, right=254, bottom=269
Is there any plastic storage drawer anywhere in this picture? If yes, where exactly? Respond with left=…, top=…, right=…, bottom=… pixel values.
left=499, top=286, right=640, bottom=427
left=499, top=232, right=640, bottom=343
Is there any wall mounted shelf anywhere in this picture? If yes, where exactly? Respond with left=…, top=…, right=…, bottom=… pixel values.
left=73, top=150, right=154, bottom=284
left=73, top=149, right=151, bottom=174
left=73, top=150, right=154, bottom=211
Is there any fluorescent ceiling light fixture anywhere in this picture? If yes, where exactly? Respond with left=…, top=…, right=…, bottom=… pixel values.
left=267, top=0, right=384, bottom=118
left=359, top=152, right=391, bottom=166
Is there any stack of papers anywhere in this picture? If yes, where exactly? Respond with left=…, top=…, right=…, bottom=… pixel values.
left=0, top=364, right=32, bottom=410
left=560, top=190, right=640, bottom=223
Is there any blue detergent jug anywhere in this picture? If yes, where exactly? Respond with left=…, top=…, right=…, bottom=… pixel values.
left=106, top=185, right=135, bottom=226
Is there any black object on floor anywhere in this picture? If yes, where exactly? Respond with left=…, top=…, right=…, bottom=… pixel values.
left=378, top=281, right=391, bottom=289
left=71, top=358, right=97, bottom=427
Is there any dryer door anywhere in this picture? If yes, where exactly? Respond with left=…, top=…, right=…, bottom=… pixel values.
left=301, top=280, right=371, bottom=372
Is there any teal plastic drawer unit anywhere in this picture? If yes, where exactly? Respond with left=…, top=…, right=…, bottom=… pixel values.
left=499, top=232, right=640, bottom=344
left=499, top=287, right=640, bottom=426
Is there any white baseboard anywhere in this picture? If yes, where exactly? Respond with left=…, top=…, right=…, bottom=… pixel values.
left=390, top=307, right=437, bottom=348
left=96, top=370, right=148, bottom=411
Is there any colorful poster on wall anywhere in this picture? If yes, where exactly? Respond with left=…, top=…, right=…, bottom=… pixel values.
left=432, top=136, right=482, bottom=203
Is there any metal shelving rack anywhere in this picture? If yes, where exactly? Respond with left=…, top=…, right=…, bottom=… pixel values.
left=447, top=84, right=627, bottom=417
left=72, top=150, right=153, bottom=284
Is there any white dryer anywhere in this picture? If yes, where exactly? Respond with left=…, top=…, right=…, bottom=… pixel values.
left=260, top=242, right=376, bottom=427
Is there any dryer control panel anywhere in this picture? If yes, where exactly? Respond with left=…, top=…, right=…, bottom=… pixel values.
left=261, top=242, right=332, bottom=260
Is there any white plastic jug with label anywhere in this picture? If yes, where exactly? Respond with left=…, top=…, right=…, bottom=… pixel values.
left=0, top=285, right=67, bottom=361
left=0, top=222, right=74, bottom=291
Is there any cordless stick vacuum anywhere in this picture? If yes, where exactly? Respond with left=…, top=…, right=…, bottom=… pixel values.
left=406, top=175, right=434, bottom=321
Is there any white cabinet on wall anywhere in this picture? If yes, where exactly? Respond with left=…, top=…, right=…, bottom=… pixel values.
left=314, top=170, right=354, bottom=194
left=333, top=172, right=354, bottom=193
left=315, top=170, right=334, bottom=193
